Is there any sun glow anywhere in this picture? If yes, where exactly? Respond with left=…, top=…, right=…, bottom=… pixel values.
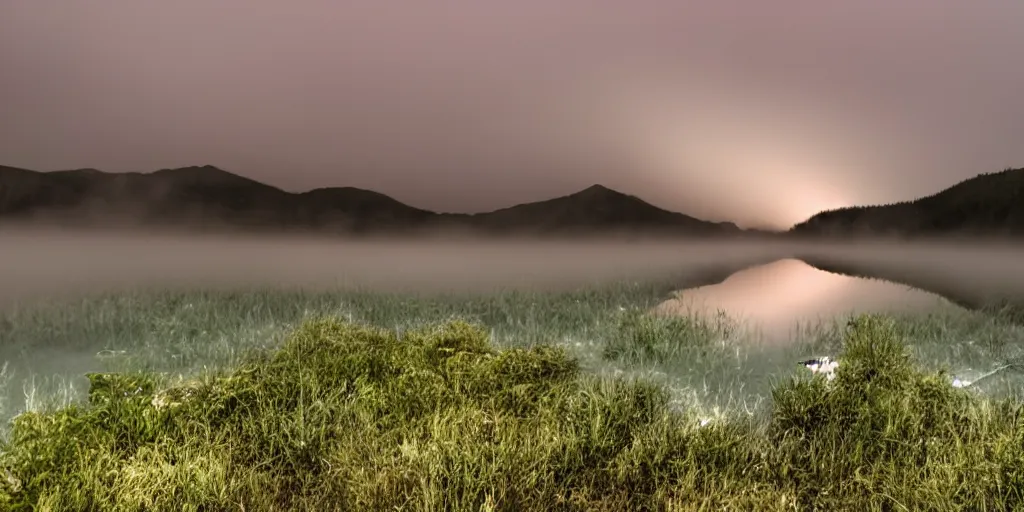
left=585, top=75, right=863, bottom=230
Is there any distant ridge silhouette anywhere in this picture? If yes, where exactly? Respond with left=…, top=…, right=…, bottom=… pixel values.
left=791, top=167, right=1024, bottom=238
left=0, top=164, right=743, bottom=237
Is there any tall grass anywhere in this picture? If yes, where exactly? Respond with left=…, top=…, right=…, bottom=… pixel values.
left=1, top=314, right=1022, bottom=510
left=0, top=282, right=673, bottom=421
left=3, top=281, right=1024, bottom=427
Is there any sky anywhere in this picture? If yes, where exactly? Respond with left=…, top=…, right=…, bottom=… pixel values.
left=2, top=1, right=1022, bottom=230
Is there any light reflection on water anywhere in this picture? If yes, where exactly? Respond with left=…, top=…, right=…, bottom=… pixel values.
left=657, top=258, right=958, bottom=344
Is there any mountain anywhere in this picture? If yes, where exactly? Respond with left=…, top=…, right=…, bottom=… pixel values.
left=470, top=184, right=740, bottom=235
left=790, top=167, right=1024, bottom=238
left=0, top=165, right=741, bottom=237
left=295, top=187, right=436, bottom=232
left=0, top=164, right=294, bottom=228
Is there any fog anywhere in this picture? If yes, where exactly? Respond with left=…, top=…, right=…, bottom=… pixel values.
left=0, top=229, right=784, bottom=304
left=2, top=230, right=1024, bottom=309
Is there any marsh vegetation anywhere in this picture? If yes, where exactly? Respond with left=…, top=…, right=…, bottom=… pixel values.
left=2, top=236, right=1024, bottom=510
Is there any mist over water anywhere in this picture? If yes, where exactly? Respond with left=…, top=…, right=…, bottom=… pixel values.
left=2, top=229, right=1024, bottom=424
left=0, top=229, right=788, bottom=305
left=2, top=229, right=1024, bottom=307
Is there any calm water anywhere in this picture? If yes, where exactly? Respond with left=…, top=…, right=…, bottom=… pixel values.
left=658, top=258, right=959, bottom=342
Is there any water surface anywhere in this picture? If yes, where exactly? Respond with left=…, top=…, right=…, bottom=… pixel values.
left=657, top=258, right=960, bottom=343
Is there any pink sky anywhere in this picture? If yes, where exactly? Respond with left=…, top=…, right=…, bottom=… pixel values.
left=2, top=1, right=1022, bottom=229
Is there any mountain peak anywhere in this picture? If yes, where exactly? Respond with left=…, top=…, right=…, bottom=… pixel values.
left=149, top=165, right=274, bottom=189
left=174, top=164, right=228, bottom=174
left=577, top=183, right=618, bottom=194
left=569, top=184, right=634, bottom=201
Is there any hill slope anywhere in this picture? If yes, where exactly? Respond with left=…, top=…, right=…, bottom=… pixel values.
left=470, top=184, right=740, bottom=235
left=791, top=167, right=1024, bottom=237
left=0, top=164, right=439, bottom=232
left=0, top=165, right=740, bottom=236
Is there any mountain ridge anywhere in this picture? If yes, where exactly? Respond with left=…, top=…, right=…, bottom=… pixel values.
left=791, top=167, right=1024, bottom=238
left=0, top=164, right=743, bottom=237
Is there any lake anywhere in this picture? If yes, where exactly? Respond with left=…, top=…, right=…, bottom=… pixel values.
left=657, top=258, right=960, bottom=343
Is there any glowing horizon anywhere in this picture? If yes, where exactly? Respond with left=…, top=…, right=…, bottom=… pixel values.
left=1, top=1, right=1021, bottom=229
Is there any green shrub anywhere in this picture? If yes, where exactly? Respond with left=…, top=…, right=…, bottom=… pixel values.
left=1, top=315, right=1022, bottom=510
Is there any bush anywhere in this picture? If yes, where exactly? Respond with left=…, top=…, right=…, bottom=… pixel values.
left=1, top=315, right=1022, bottom=510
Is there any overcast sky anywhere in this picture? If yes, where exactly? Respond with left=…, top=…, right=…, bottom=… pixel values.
left=2, top=1, right=1022, bottom=229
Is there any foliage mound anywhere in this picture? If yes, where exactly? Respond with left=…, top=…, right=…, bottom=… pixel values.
left=1, top=315, right=1022, bottom=510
